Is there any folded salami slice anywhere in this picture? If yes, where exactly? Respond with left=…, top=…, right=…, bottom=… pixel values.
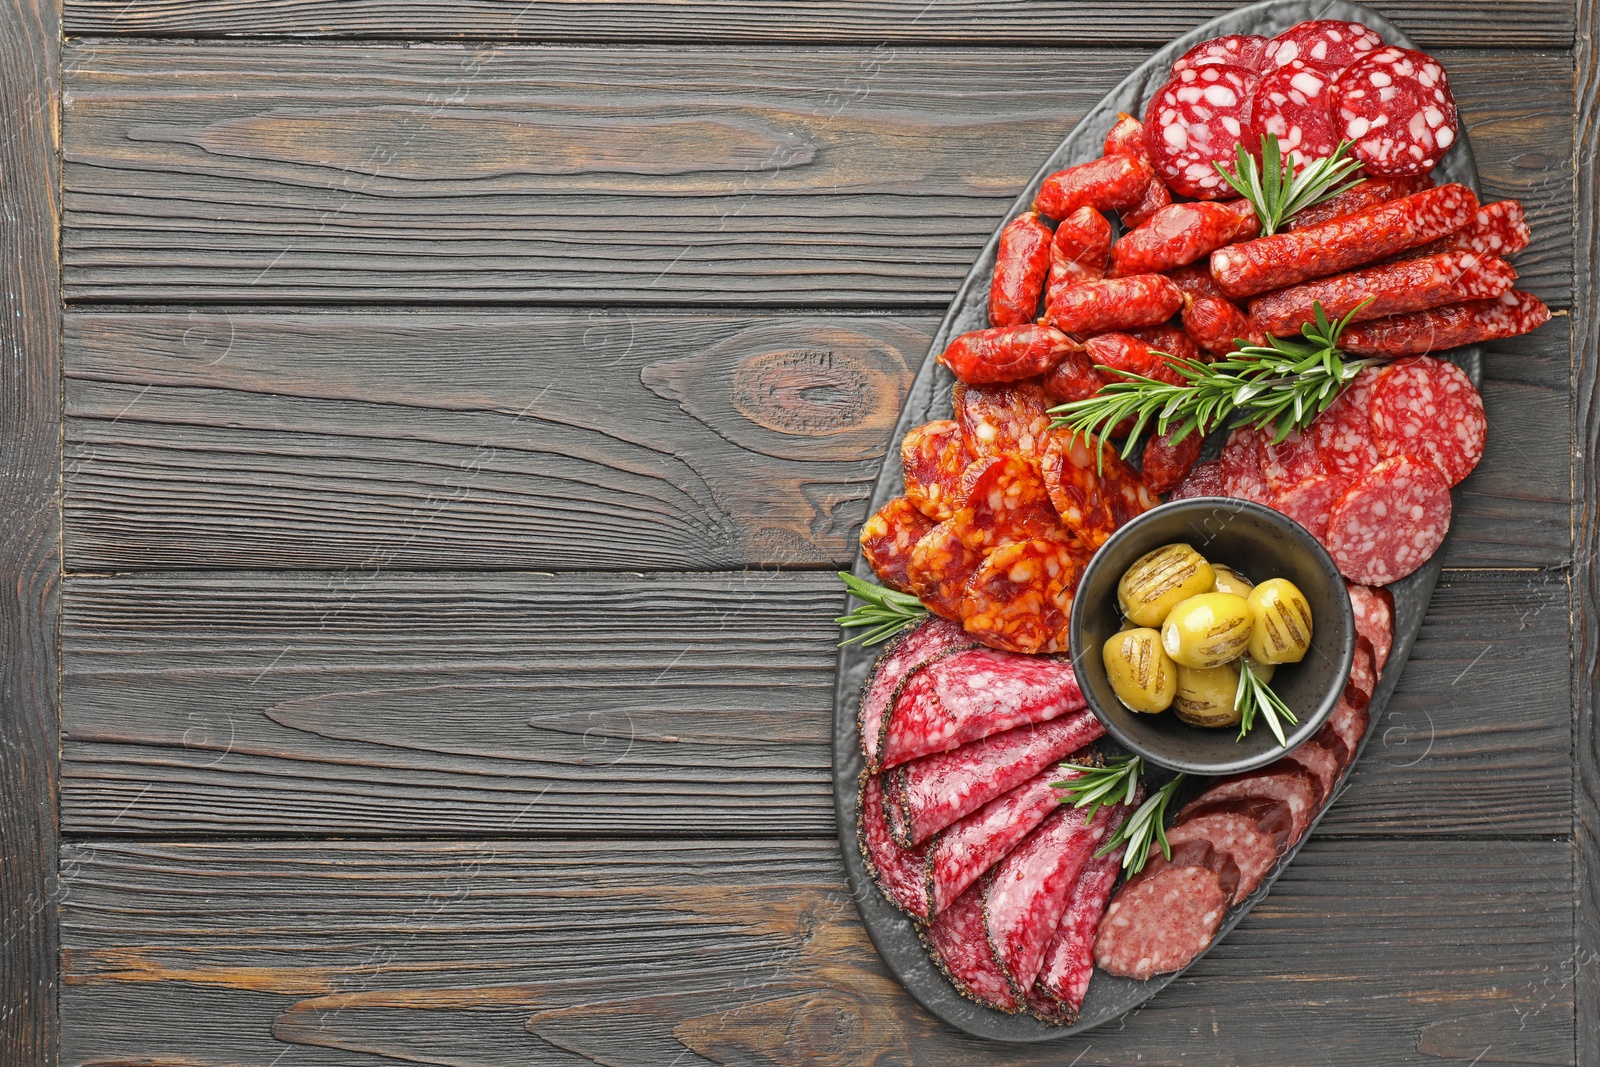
left=857, top=772, right=933, bottom=918
left=1272, top=472, right=1352, bottom=540
left=884, top=711, right=1102, bottom=846
left=1094, top=839, right=1239, bottom=980
left=875, top=647, right=1086, bottom=770
left=1331, top=46, right=1458, bottom=177
left=1347, top=582, right=1395, bottom=673
left=928, top=764, right=1082, bottom=916
left=857, top=618, right=977, bottom=769
left=923, top=874, right=1020, bottom=1012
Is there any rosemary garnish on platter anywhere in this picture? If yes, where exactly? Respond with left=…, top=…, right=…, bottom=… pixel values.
left=1235, top=659, right=1300, bottom=746
left=1054, top=754, right=1144, bottom=823
left=1056, top=756, right=1186, bottom=875
left=835, top=571, right=928, bottom=646
left=1215, top=133, right=1365, bottom=236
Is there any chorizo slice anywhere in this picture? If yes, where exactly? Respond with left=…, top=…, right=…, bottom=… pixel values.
left=859, top=496, right=936, bottom=592
left=905, top=521, right=985, bottom=621
left=959, top=537, right=1086, bottom=654
left=1143, top=64, right=1259, bottom=200
left=901, top=419, right=970, bottom=522
left=954, top=380, right=1053, bottom=459
left=952, top=455, right=1064, bottom=552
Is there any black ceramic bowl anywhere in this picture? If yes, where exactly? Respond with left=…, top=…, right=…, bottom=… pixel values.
left=1068, top=497, right=1355, bottom=776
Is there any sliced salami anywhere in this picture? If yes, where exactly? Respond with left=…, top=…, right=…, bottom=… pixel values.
left=1163, top=809, right=1282, bottom=902
left=1141, top=428, right=1205, bottom=496
left=857, top=617, right=976, bottom=769
left=1093, top=840, right=1237, bottom=980
left=1143, top=64, right=1259, bottom=200
left=1040, top=431, right=1158, bottom=548
left=1248, top=59, right=1342, bottom=169
left=883, top=711, right=1103, bottom=847
left=1187, top=768, right=1319, bottom=847
left=901, top=419, right=970, bottom=522
left=1271, top=472, right=1352, bottom=540
left=1339, top=289, right=1552, bottom=356
left=1173, top=33, right=1269, bottom=73
left=1369, top=356, right=1486, bottom=485
left=1325, top=453, right=1452, bottom=584
left=952, top=455, right=1064, bottom=552
left=1272, top=743, right=1340, bottom=804
left=960, top=537, right=1085, bottom=655
left=953, top=380, right=1053, bottom=459
left=1260, top=428, right=1328, bottom=492
left=1347, top=582, right=1395, bottom=672
left=1261, top=19, right=1383, bottom=72
left=1309, top=365, right=1383, bottom=477
left=905, top=521, right=985, bottom=620
left=1219, top=424, right=1274, bottom=505
left=1324, top=692, right=1373, bottom=767
left=928, top=765, right=1076, bottom=916
left=1345, top=641, right=1376, bottom=709
left=858, top=772, right=934, bottom=918
left=923, top=876, right=1020, bottom=1012
left=1331, top=46, right=1458, bottom=177
left=859, top=496, right=937, bottom=593
left=1435, top=199, right=1531, bottom=258
left=1168, top=459, right=1225, bottom=501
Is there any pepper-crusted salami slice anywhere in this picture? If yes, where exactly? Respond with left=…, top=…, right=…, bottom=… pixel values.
left=857, top=617, right=976, bottom=769
left=1286, top=174, right=1434, bottom=231
left=1109, top=200, right=1259, bottom=277
left=1260, top=428, right=1327, bottom=492
left=1033, top=153, right=1154, bottom=221
left=953, top=380, right=1053, bottom=459
left=901, top=419, right=970, bottom=522
left=1044, top=274, right=1185, bottom=335
left=859, top=496, right=937, bottom=592
left=1369, top=356, right=1486, bottom=485
left=1040, top=431, right=1157, bottom=548
left=1331, top=46, right=1459, bottom=177
left=1346, top=582, right=1395, bottom=672
left=953, top=455, right=1063, bottom=552
left=923, top=876, right=1020, bottom=1012
left=1183, top=294, right=1262, bottom=355
left=1211, top=184, right=1480, bottom=299
left=1085, top=332, right=1185, bottom=387
left=858, top=772, right=934, bottom=918
left=1248, top=251, right=1517, bottom=337
left=1248, top=59, right=1342, bottom=169
left=1102, top=115, right=1171, bottom=230
left=939, top=324, right=1077, bottom=385
left=875, top=646, right=1086, bottom=769
left=1271, top=472, right=1353, bottom=540
left=989, top=211, right=1055, bottom=328
left=1219, top=425, right=1274, bottom=505
left=1309, top=365, right=1383, bottom=476
left=1325, top=453, right=1452, bottom=584
left=1045, top=206, right=1114, bottom=305
left=1093, top=840, right=1237, bottom=980
left=960, top=537, right=1085, bottom=655
left=1338, top=289, right=1552, bottom=356
left=1169, top=459, right=1225, bottom=500
left=1173, top=33, right=1268, bottom=73
left=1144, top=64, right=1259, bottom=200
left=1261, top=19, right=1383, bottom=72
left=906, top=521, right=985, bottom=620
left=1142, top=429, right=1205, bottom=495
left=883, top=711, right=1103, bottom=847
left=928, top=765, right=1077, bottom=917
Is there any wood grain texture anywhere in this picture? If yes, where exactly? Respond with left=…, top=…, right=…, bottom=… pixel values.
left=0, top=0, right=61, bottom=1063
left=58, top=837, right=1573, bottom=1066
left=61, top=309, right=1570, bottom=571
left=60, top=0, right=1578, bottom=47
left=60, top=45, right=1574, bottom=308
left=60, top=569, right=1569, bottom=837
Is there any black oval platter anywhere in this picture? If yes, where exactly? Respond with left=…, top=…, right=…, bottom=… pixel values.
left=831, top=0, right=1482, bottom=1042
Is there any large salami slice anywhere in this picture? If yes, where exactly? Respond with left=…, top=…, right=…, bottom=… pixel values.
left=954, top=380, right=1053, bottom=459
left=1368, top=356, right=1486, bottom=485
left=1330, top=46, right=1459, bottom=177
left=1173, top=33, right=1268, bottom=73
left=960, top=537, right=1085, bottom=655
left=1272, top=743, right=1340, bottom=804
left=923, top=876, right=1020, bottom=1012
left=1325, top=453, right=1452, bottom=584
left=1143, top=64, right=1259, bottom=200
left=1093, top=840, right=1239, bottom=980
left=874, top=646, right=1086, bottom=770
left=1309, top=365, right=1383, bottom=477
left=928, top=765, right=1080, bottom=916
left=1261, top=19, right=1383, bottom=72
left=1338, top=289, right=1552, bottom=356
left=859, top=496, right=936, bottom=592
left=1260, top=428, right=1327, bottom=493
left=857, top=618, right=976, bottom=769
left=1347, top=582, right=1395, bottom=672
left=1248, top=59, right=1342, bottom=169
left=1271, top=472, right=1353, bottom=540
left=1323, top=690, right=1373, bottom=768
left=901, top=419, right=970, bottom=522
left=883, top=711, right=1102, bottom=846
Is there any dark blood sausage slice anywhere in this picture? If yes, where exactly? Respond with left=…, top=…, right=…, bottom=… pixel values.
left=928, top=765, right=1076, bottom=917
left=874, top=646, right=1086, bottom=769
left=884, top=711, right=1103, bottom=847
left=1286, top=174, right=1434, bottom=231
left=988, top=211, right=1055, bottom=328
left=906, top=521, right=985, bottom=621
left=1143, top=64, right=1258, bottom=200
left=1041, top=431, right=1158, bottom=549
left=1432, top=199, right=1531, bottom=258
left=1188, top=768, right=1320, bottom=848
left=939, top=324, right=1078, bottom=386
left=952, top=455, right=1063, bottom=552
left=1309, top=365, right=1383, bottom=477
left=1331, top=46, right=1459, bottom=177
left=1248, top=59, right=1342, bottom=169
left=1369, top=356, right=1486, bottom=485
left=1085, top=331, right=1185, bottom=387
left=1219, top=425, right=1274, bottom=506
left=1211, top=184, right=1480, bottom=299
left=1338, top=289, right=1552, bottom=356
left=923, top=875, right=1020, bottom=1012
left=1183, top=294, right=1262, bottom=355
left=1248, top=251, right=1517, bottom=337
left=1103, top=114, right=1171, bottom=230
left=1093, top=840, right=1238, bottom=980
left=1260, top=428, right=1327, bottom=493
left=857, top=617, right=976, bottom=769
left=858, top=772, right=934, bottom=918
left=1163, top=808, right=1283, bottom=903
left=1164, top=261, right=1230, bottom=302
left=1347, top=581, right=1395, bottom=673
left=985, top=799, right=1118, bottom=1001
left=1042, top=349, right=1109, bottom=406
left=1045, top=206, right=1114, bottom=306
left=1325, top=453, right=1452, bottom=584
left=1142, top=429, right=1205, bottom=495
left=1168, top=459, right=1224, bottom=500
left=1033, top=153, right=1153, bottom=221
left=901, top=419, right=970, bottom=522
left=953, top=380, right=1053, bottom=459
left=1044, top=274, right=1184, bottom=335
left=1109, top=200, right=1258, bottom=277
left=859, top=496, right=937, bottom=592
left=1173, top=33, right=1268, bottom=73
left=1271, top=472, right=1352, bottom=540
left=1261, top=19, right=1383, bottom=72
left=1129, top=323, right=1204, bottom=366
left=960, top=537, right=1086, bottom=655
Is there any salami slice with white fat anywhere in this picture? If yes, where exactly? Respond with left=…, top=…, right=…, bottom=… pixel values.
left=1325, top=453, right=1452, bottom=584
left=1093, top=840, right=1238, bottom=980
left=1219, top=425, right=1274, bottom=505
left=857, top=618, right=976, bottom=768
left=1272, top=472, right=1353, bottom=540
left=1163, top=808, right=1284, bottom=902
left=927, top=765, right=1075, bottom=917
left=1345, top=641, right=1377, bottom=709
left=1260, top=428, right=1327, bottom=492
left=1261, top=19, right=1383, bottom=72
left=1331, top=46, right=1459, bottom=177
left=922, top=875, right=1021, bottom=1012
left=1347, top=582, right=1395, bottom=672
left=1173, top=33, right=1268, bottom=74
left=1310, top=365, right=1383, bottom=477
left=1143, top=64, right=1259, bottom=200
left=1369, top=356, right=1486, bottom=485
left=1248, top=59, right=1342, bottom=168
left=1181, top=769, right=1319, bottom=849
left=1168, top=459, right=1225, bottom=501
left=1323, top=690, right=1373, bottom=769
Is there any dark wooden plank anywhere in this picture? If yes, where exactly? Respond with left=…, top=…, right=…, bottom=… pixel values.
left=61, top=0, right=1577, bottom=48
left=59, top=837, right=1574, bottom=1066
left=60, top=569, right=1568, bottom=837
left=61, top=309, right=1569, bottom=571
left=60, top=45, right=1573, bottom=308
left=0, top=0, right=61, bottom=1062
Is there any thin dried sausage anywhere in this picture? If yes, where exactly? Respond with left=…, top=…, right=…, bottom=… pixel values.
left=939, top=323, right=1078, bottom=385
left=1044, top=274, right=1184, bottom=335
left=1033, top=154, right=1153, bottom=221
left=989, top=211, right=1055, bottom=327
left=1110, top=200, right=1258, bottom=277
left=1248, top=251, right=1517, bottom=336
left=1338, top=289, right=1551, bottom=356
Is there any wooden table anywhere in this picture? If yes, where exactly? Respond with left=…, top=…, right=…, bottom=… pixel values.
left=0, top=1, right=1595, bottom=1063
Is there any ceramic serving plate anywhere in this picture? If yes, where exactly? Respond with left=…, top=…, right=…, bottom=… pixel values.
left=831, top=0, right=1481, bottom=1041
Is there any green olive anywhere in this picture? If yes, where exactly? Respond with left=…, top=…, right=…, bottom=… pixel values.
left=1160, top=592, right=1253, bottom=669
left=1246, top=578, right=1314, bottom=664
left=1210, top=563, right=1255, bottom=598
left=1102, top=628, right=1177, bottom=714
left=1117, top=544, right=1216, bottom=628
left=1173, top=662, right=1243, bottom=729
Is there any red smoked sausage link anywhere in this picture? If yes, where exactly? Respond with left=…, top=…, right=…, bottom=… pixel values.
left=1163, top=261, right=1229, bottom=302
left=1210, top=183, right=1479, bottom=299
left=1046, top=207, right=1113, bottom=305
left=1034, top=154, right=1154, bottom=221
left=1286, top=174, right=1433, bottom=231
left=1084, top=333, right=1184, bottom=386
left=1110, top=200, right=1258, bottom=277
left=989, top=211, right=1055, bottom=328
left=1102, top=113, right=1172, bottom=229
left=1142, top=429, right=1204, bottom=495
left=1248, top=251, right=1518, bottom=337
left=1042, top=349, right=1109, bottom=405
left=1044, top=274, right=1183, bottom=335
left=1183, top=295, right=1262, bottom=354
left=1338, top=289, right=1552, bottom=356
left=938, top=324, right=1078, bottom=385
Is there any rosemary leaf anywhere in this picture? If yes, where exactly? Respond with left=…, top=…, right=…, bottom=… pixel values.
left=1095, top=773, right=1187, bottom=874
left=835, top=571, right=928, bottom=647
left=1216, top=133, right=1365, bottom=236
left=1054, top=754, right=1143, bottom=824
left=1234, top=660, right=1300, bottom=745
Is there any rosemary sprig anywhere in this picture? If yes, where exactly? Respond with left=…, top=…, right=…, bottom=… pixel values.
left=835, top=571, right=928, bottom=646
left=1235, top=659, right=1299, bottom=746
left=1054, top=754, right=1144, bottom=824
left=1050, top=300, right=1380, bottom=460
left=1215, top=133, right=1365, bottom=236
left=1096, top=772, right=1187, bottom=874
